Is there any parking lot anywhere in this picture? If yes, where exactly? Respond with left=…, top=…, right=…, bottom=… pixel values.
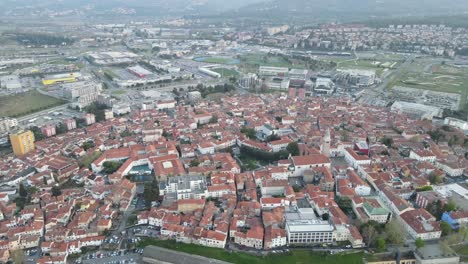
left=80, top=249, right=142, bottom=264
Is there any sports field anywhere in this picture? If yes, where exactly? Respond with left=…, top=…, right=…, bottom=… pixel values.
left=337, top=59, right=399, bottom=76
left=193, top=57, right=240, bottom=65
left=212, top=68, right=240, bottom=78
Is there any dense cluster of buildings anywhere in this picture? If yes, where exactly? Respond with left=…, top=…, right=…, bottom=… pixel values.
left=0, top=83, right=468, bottom=262
left=236, top=24, right=468, bottom=56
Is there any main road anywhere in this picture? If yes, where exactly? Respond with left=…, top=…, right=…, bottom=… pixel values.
left=358, top=54, right=415, bottom=104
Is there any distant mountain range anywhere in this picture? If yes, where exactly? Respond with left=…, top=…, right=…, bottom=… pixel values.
left=230, top=0, right=468, bottom=22
left=1, top=0, right=267, bottom=16
left=2, top=0, right=468, bottom=23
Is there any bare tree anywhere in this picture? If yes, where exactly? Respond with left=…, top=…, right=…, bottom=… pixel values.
left=362, top=225, right=377, bottom=247
left=385, top=219, right=405, bottom=246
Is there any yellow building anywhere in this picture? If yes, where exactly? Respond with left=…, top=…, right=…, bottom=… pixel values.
left=42, top=73, right=79, bottom=86
left=42, top=77, right=77, bottom=86
left=10, top=130, right=35, bottom=156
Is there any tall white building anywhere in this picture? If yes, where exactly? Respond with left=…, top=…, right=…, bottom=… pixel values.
left=160, top=175, right=207, bottom=200
left=337, top=69, right=376, bottom=87
left=238, top=73, right=259, bottom=89
left=62, top=81, right=102, bottom=108
left=0, top=118, right=18, bottom=133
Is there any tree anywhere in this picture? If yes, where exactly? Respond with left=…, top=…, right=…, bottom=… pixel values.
left=286, top=142, right=300, bottom=156
left=426, top=200, right=445, bottom=220
left=416, top=186, right=433, bottom=192
left=449, top=135, right=460, bottom=147
left=143, top=179, right=160, bottom=205
left=385, top=219, right=405, bottom=246
left=56, top=123, right=67, bottom=135
left=380, top=136, right=394, bottom=148
left=292, top=185, right=301, bottom=192
left=189, top=159, right=200, bottom=167
left=458, top=224, right=468, bottom=242
left=444, top=200, right=457, bottom=212
left=322, top=213, right=330, bottom=221
left=415, top=237, right=425, bottom=248
left=82, top=141, right=95, bottom=151
left=209, top=115, right=218, bottom=124
left=10, top=249, right=25, bottom=264
left=428, top=172, right=443, bottom=185
left=335, top=196, right=353, bottom=214
left=340, top=130, right=350, bottom=142
left=240, top=126, right=256, bottom=139
left=102, top=161, right=121, bottom=174
left=30, top=126, right=44, bottom=141
left=51, top=186, right=62, bottom=197
left=84, top=102, right=109, bottom=122
left=440, top=221, right=452, bottom=237
left=120, top=130, right=133, bottom=138
left=427, top=130, right=445, bottom=143
left=376, top=238, right=386, bottom=252
left=19, top=183, right=27, bottom=197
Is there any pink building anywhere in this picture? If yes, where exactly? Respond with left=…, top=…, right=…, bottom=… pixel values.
left=41, top=124, right=56, bottom=137
left=85, top=113, right=96, bottom=126
left=64, top=119, right=77, bottom=131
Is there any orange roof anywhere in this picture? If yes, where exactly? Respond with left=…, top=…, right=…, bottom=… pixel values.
left=292, top=154, right=330, bottom=166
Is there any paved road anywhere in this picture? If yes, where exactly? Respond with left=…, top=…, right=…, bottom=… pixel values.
left=359, top=54, right=415, bottom=104
left=82, top=253, right=141, bottom=264
left=16, top=104, right=70, bottom=123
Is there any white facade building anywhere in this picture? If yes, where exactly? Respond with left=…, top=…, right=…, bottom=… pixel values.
left=285, top=208, right=335, bottom=244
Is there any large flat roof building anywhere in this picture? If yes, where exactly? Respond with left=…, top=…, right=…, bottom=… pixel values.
left=391, top=101, right=442, bottom=120
left=259, top=66, right=289, bottom=77
left=285, top=208, right=334, bottom=244
left=160, top=175, right=207, bottom=201
left=128, top=65, right=153, bottom=78
left=0, top=75, right=22, bottom=90
left=42, top=72, right=81, bottom=86
left=336, top=69, right=376, bottom=87
left=62, top=81, right=102, bottom=108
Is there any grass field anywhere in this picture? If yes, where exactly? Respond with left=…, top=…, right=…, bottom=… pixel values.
left=337, top=59, right=399, bottom=76
left=396, top=71, right=468, bottom=94
left=112, top=90, right=127, bottom=95
left=138, top=239, right=364, bottom=264
left=239, top=54, right=300, bottom=69
left=0, top=90, right=66, bottom=117
left=212, top=68, right=240, bottom=78
left=193, top=57, right=240, bottom=65
left=391, top=59, right=468, bottom=107
left=432, top=64, right=468, bottom=76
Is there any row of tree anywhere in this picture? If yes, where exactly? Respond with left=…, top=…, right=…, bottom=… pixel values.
left=190, top=83, right=236, bottom=98
left=14, top=32, right=74, bottom=46
left=239, top=142, right=299, bottom=164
